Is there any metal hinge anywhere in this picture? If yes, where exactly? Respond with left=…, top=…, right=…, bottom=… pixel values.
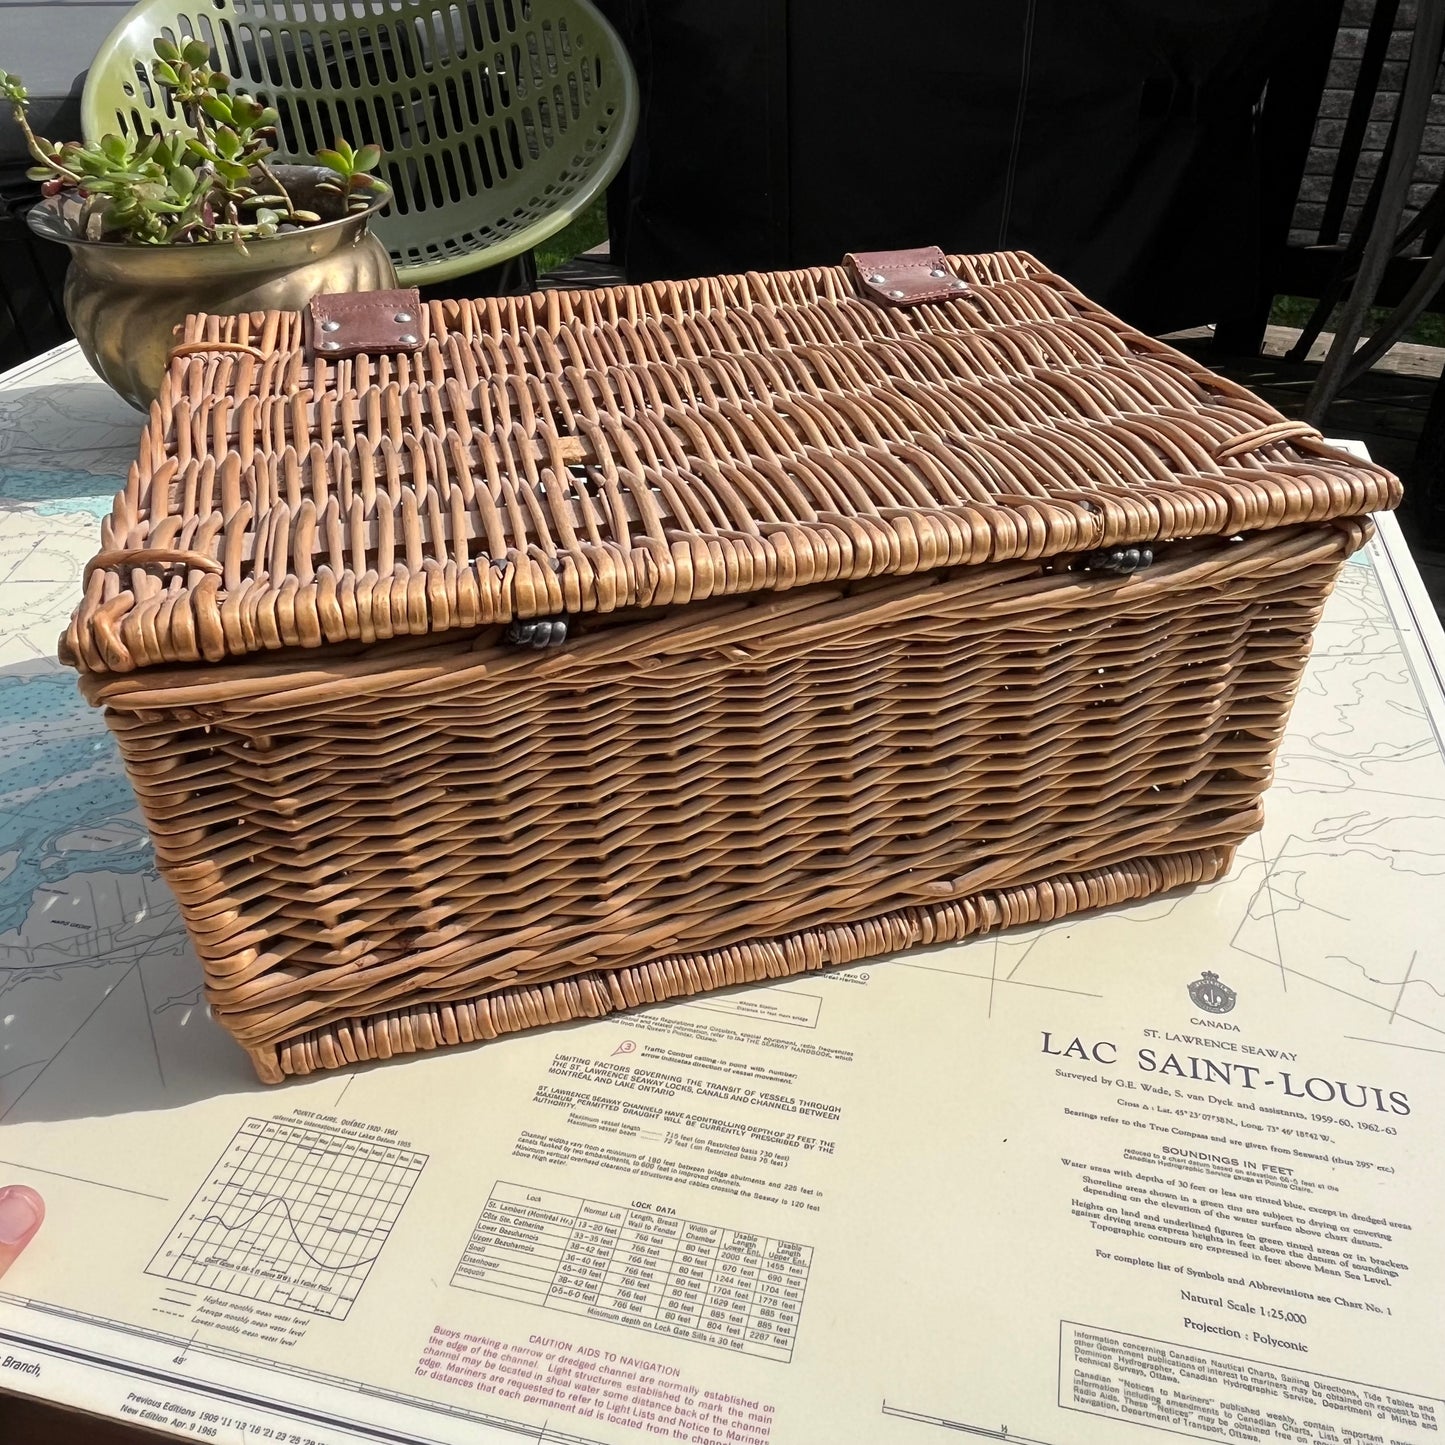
left=506, top=616, right=570, bottom=648
left=1080, top=546, right=1155, bottom=575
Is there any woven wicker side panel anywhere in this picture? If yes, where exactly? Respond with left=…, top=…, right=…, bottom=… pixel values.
left=267, top=844, right=1235, bottom=1081
left=102, top=523, right=1360, bottom=1080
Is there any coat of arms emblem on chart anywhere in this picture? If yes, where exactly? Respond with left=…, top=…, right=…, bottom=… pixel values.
left=1187, top=970, right=1237, bottom=1014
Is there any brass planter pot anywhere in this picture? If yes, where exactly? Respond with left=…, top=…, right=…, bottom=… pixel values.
left=27, top=167, right=396, bottom=410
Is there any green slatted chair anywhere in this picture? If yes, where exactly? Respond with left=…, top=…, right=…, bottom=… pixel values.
left=81, top=0, right=637, bottom=285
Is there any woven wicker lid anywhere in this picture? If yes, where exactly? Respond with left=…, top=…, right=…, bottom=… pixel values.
left=63, top=248, right=1400, bottom=675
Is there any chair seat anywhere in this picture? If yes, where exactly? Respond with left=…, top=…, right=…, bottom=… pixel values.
left=81, top=0, right=637, bottom=284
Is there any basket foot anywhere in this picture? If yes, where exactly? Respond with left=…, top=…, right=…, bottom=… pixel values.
left=247, top=1047, right=285, bottom=1085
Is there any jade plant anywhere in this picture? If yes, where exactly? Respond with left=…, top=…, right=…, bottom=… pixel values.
left=0, top=36, right=383, bottom=246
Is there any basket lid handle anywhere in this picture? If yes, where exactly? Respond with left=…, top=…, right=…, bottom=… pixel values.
left=846, top=247, right=972, bottom=306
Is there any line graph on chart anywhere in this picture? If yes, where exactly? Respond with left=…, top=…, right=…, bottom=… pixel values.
left=147, top=1118, right=427, bottom=1319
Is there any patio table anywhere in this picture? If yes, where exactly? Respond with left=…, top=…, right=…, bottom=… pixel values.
left=1, top=342, right=1444, bottom=1445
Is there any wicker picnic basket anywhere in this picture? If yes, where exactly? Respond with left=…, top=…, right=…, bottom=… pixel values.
left=62, top=246, right=1400, bottom=1083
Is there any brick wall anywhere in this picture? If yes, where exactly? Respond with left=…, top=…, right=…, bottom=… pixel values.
left=1291, top=0, right=1445, bottom=248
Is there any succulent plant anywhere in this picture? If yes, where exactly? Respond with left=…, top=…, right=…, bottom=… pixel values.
left=0, top=37, right=383, bottom=246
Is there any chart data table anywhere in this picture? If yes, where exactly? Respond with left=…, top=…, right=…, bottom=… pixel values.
left=452, top=1182, right=812, bottom=1362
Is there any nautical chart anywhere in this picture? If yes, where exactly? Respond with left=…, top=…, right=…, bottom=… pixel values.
left=1, top=349, right=1442, bottom=1118
left=145, top=1117, right=426, bottom=1320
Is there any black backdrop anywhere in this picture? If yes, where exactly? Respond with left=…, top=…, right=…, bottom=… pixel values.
left=599, top=0, right=1332, bottom=335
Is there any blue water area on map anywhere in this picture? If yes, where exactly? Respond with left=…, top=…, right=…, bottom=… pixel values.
left=0, top=670, right=152, bottom=938
left=0, top=465, right=117, bottom=518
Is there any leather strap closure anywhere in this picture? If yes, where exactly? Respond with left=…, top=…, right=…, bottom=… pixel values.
left=847, top=247, right=971, bottom=306
left=308, top=288, right=424, bottom=359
